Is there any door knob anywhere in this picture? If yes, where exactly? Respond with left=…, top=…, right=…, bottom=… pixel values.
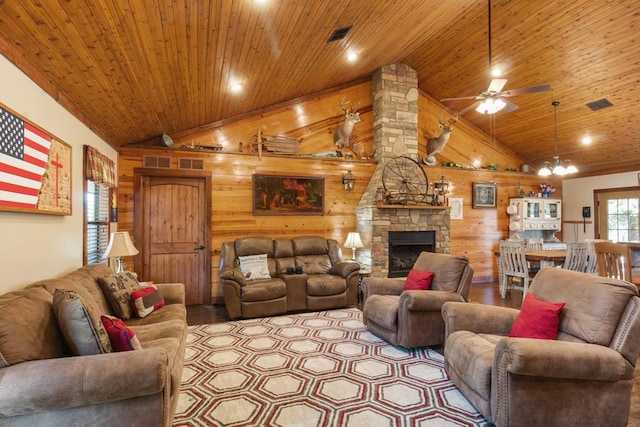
left=194, top=245, right=205, bottom=251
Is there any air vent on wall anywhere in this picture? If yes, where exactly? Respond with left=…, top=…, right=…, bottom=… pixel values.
left=143, top=155, right=171, bottom=169
left=178, top=158, right=204, bottom=170
left=327, top=25, right=352, bottom=43
left=586, top=98, right=613, bottom=111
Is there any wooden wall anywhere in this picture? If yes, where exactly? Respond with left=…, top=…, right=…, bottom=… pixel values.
left=117, top=80, right=562, bottom=302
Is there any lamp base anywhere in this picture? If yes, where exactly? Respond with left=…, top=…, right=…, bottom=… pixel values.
left=351, top=247, right=357, bottom=261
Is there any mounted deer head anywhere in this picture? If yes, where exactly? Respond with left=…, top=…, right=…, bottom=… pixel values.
left=333, top=97, right=362, bottom=149
left=423, top=113, right=458, bottom=166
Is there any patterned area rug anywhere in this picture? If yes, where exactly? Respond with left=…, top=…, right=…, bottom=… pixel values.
left=173, top=308, right=492, bottom=427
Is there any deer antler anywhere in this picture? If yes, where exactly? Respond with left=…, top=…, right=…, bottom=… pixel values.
left=340, top=97, right=354, bottom=114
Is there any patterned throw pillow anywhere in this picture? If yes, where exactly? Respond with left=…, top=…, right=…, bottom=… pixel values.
left=53, top=289, right=112, bottom=355
left=238, top=254, right=271, bottom=280
left=130, top=285, right=165, bottom=318
left=98, top=272, right=143, bottom=320
left=100, top=315, right=142, bottom=352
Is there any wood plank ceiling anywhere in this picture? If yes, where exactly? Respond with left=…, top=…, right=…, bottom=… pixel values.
left=0, top=0, right=638, bottom=176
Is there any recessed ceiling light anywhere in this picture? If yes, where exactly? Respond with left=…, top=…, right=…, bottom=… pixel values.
left=491, top=67, right=502, bottom=77
left=582, top=136, right=592, bottom=145
left=347, top=51, right=358, bottom=62
left=229, top=82, right=244, bottom=93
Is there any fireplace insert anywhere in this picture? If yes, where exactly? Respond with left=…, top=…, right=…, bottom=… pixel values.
left=388, top=231, right=436, bottom=278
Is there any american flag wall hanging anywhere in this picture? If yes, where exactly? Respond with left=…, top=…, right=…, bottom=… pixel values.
left=0, top=103, right=72, bottom=215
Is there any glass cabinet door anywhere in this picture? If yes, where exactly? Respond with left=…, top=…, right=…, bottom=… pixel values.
left=544, top=201, right=559, bottom=219
left=526, top=201, right=540, bottom=219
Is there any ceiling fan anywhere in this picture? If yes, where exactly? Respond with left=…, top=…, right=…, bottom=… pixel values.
left=440, top=0, right=550, bottom=116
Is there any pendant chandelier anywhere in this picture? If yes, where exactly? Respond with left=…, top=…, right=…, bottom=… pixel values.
left=538, top=101, right=578, bottom=176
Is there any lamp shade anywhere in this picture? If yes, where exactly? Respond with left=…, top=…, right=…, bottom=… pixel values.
left=344, top=232, right=364, bottom=249
left=103, top=231, right=139, bottom=259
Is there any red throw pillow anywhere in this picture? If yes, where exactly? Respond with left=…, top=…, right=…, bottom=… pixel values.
left=509, top=293, right=565, bottom=340
left=100, top=315, right=142, bottom=351
left=403, top=269, right=434, bottom=291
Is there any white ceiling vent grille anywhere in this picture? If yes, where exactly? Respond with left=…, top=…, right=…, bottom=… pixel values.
left=143, top=156, right=171, bottom=169
left=178, top=158, right=205, bottom=170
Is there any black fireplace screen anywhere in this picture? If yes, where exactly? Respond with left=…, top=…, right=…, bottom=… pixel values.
left=388, top=231, right=436, bottom=278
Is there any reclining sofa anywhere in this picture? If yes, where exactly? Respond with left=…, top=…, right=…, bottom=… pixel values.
left=0, top=264, right=187, bottom=427
left=219, top=235, right=360, bottom=319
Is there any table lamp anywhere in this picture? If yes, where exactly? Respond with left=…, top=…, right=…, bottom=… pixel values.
left=103, top=231, right=139, bottom=273
left=344, top=232, right=364, bottom=261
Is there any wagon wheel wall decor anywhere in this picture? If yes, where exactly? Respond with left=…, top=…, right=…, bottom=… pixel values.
left=382, top=156, right=431, bottom=205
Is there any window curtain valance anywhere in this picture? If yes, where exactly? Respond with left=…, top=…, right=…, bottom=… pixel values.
left=84, top=145, right=116, bottom=187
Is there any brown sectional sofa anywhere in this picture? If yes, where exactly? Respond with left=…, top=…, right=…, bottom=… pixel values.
left=219, top=235, right=360, bottom=319
left=0, top=264, right=187, bottom=427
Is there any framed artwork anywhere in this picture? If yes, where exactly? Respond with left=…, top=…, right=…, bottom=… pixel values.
left=448, top=197, right=464, bottom=219
left=253, top=174, right=324, bottom=216
left=472, top=182, right=497, bottom=209
left=0, top=103, right=72, bottom=215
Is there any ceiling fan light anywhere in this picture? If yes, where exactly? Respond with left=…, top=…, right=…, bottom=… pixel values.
left=475, top=97, right=506, bottom=114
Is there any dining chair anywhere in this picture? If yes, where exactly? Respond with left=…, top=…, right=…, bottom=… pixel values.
left=585, top=239, right=608, bottom=275
left=498, top=239, right=531, bottom=300
left=562, top=242, right=590, bottom=272
left=594, top=241, right=632, bottom=282
left=525, top=237, right=544, bottom=273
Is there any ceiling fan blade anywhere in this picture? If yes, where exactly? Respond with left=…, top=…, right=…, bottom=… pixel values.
left=440, top=96, right=479, bottom=102
left=487, top=78, right=508, bottom=93
left=458, top=101, right=482, bottom=116
left=501, top=83, right=551, bottom=97
left=502, top=100, right=519, bottom=113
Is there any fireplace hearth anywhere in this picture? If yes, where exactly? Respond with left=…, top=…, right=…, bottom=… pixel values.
left=388, top=231, right=436, bottom=278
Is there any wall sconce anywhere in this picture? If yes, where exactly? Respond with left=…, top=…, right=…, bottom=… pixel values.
left=102, top=231, right=139, bottom=274
left=343, top=170, right=356, bottom=192
left=343, top=232, right=364, bottom=261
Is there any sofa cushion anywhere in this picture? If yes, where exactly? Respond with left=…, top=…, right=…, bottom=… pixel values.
left=404, top=269, right=434, bottom=291
left=510, top=293, right=565, bottom=340
left=307, top=274, right=346, bottom=296
left=363, top=295, right=399, bottom=329
left=98, top=272, right=143, bottom=320
left=101, top=315, right=142, bottom=351
left=131, top=285, right=165, bottom=318
left=242, top=279, right=287, bottom=302
left=444, top=330, right=496, bottom=402
left=0, top=287, right=68, bottom=365
left=53, top=289, right=112, bottom=355
left=238, top=254, right=271, bottom=280
left=296, top=255, right=332, bottom=274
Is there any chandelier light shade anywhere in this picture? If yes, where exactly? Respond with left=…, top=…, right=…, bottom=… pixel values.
left=102, top=231, right=139, bottom=273
left=538, top=101, right=578, bottom=176
left=343, top=232, right=364, bottom=261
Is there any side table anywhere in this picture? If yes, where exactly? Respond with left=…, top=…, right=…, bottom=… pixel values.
left=358, top=270, right=371, bottom=305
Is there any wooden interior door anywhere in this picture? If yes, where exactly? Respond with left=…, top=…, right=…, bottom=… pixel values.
left=134, top=169, right=211, bottom=305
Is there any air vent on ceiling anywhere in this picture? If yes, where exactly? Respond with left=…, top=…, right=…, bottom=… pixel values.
left=143, top=155, right=171, bottom=169
left=327, top=25, right=352, bottom=43
left=178, top=158, right=204, bottom=170
left=586, top=98, right=613, bottom=111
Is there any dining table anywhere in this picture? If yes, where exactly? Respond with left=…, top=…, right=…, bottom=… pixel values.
left=523, top=249, right=567, bottom=266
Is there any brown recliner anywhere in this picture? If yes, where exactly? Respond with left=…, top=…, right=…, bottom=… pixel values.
left=442, top=267, right=640, bottom=427
left=361, top=252, right=474, bottom=348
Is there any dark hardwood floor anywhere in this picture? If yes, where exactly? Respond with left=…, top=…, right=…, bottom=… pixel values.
left=185, top=282, right=640, bottom=426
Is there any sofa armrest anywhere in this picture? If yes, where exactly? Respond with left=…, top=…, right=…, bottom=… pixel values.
left=0, top=348, right=167, bottom=417
left=219, top=266, right=246, bottom=285
left=495, top=338, right=633, bottom=381
left=442, top=301, right=519, bottom=338
left=329, top=261, right=360, bottom=278
left=362, top=277, right=405, bottom=302
left=400, top=290, right=465, bottom=312
left=154, top=282, right=185, bottom=305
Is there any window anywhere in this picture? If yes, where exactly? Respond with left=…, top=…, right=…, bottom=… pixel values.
left=85, top=180, right=110, bottom=264
left=606, top=197, right=639, bottom=242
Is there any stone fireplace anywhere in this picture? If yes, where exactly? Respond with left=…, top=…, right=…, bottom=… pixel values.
left=356, top=64, right=450, bottom=277
left=388, top=231, right=436, bottom=277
